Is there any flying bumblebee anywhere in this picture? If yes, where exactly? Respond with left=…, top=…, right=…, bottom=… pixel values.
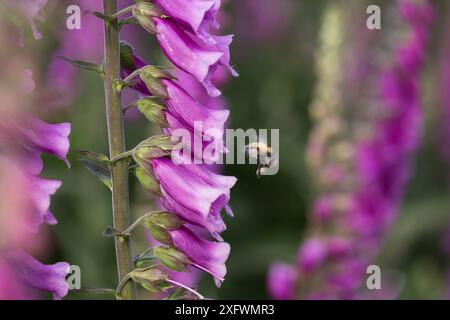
left=245, top=142, right=278, bottom=178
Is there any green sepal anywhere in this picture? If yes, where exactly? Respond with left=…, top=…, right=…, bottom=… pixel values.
left=133, top=135, right=176, bottom=168
left=139, top=73, right=168, bottom=99
left=131, top=267, right=171, bottom=293
left=92, top=11, right=115, bottom=21
left=148, top=223, right=173, bottom=246
left=134, top=255, right=156, bottom=269
left=132, top=2, right=165, bottom=34
left=137, top=134, right=176, bottom=150
left=146, top=212, right=184, bottom=230
left=135, top=166, right=162, bottom=196
left=153, top=246, right=190, bottom=273
left=136, top=97, right=169, bottom=128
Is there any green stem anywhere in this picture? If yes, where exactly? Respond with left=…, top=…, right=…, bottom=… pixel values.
left=116, top=273, right=133, bottom=298
left=103, top=0, right=136, bottom=300
left=105, top=211, right=165, bottom=236
left=110, top=150, right=134, bottom=163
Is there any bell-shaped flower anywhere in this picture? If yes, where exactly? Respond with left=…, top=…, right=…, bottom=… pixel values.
left=267, top=263, right=298, bottom=300
left=1, top=117, right=71, bottom=174
left=120, top=46, right=229, bottom=163
left=28, top=175, right=62, bottom=232
left=153, top=0, right=221, bottom=45
left=6, top=251, right=70, bottom=300
left=153, top=17, right=236, bottom=97
left=296, top=238, right=328, bottom=273
left=161, top=79, right=229, bottom=163
left=0, top=154, right=62, bottom=234
left=18, top=117, right=71, bottom=168
left=167, top=226, right=230, bottom=287
left=149, top=158, right=236, bottom=239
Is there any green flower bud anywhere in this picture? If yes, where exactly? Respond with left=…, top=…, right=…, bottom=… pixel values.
left=153, top=246, right=190, bottom=273
left=135, top=166, right=162, bottom=196
left=147, top=211, right=184, bottom=230
left=131, top=3, right=165, bottom=34
left=149, top=224, right=173, bottom=246
left=136, top=97, right=169, bottom=128
left=131, top=267, right=170, bottom=293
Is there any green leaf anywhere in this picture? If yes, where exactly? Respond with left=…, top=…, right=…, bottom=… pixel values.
left=77, top=150, right=110, bottom=163
left=79, top=159, right=112, bottom=191
left=59, top=57, right=103, bottom=75
left=77, top=150, right=111, bottom=190
left=92, top=11, right=114, bottom=21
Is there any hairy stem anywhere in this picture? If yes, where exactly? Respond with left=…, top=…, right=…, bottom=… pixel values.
left=103, top=0, right=136, bottom=300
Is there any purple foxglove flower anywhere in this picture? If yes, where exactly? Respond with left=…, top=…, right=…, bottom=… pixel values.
left=271, top=0, right=433, bottom=300
left=312, top=196, right=334, bottom=223
left=153, top=17, right=236, bottom=97
left=296, top=238, right=328, bottom=273
left=28, top=175, right=62, bottom=231
left=0, top=260, right=28, bottom=299
left=267, top=263, right=298, bottom=300
left=121, top=48, right=230, bottom=133
left=174, top=68, right=228, bottom=110
left=161, top=79, right=229, bottom=162
left=325, top=258, right=366, bottom=293
left=163, top=113, right=226, bottom=164
left=0, top=156, right=33, bottom=248
left=163, top=79, right=229, bottom=137
left=211, top=35, right=238, bottom=77
left=154, top=0, right=220, bottom=45
left=17, top=117, right=71, bottom=171
left=6, top=251, right=70, bottom=299
left=150, top=158, right=236, bottom=238
left=120, top=48, right=229, bottom=162
left=167, top=226, right=230, bottom=287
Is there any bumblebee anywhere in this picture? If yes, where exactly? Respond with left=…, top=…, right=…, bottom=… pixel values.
left=245, top=142, right=278, bottom=178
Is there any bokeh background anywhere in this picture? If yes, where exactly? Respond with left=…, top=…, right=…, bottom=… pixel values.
left=7, top=0, right=450, bottom=299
